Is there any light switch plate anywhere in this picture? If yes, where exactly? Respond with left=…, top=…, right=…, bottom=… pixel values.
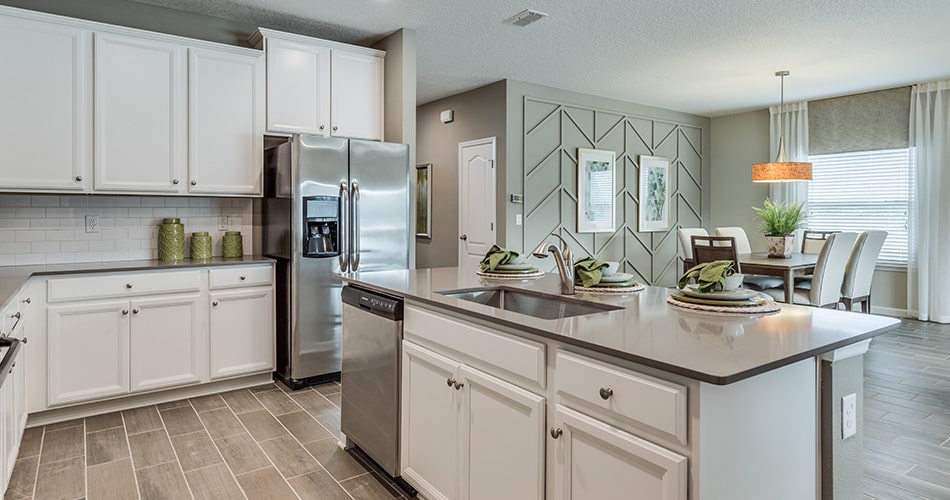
left=842, top=393, right=857, bottom=439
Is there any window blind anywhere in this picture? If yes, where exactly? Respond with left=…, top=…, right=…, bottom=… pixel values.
left=807, top=148, right=911, bottom=265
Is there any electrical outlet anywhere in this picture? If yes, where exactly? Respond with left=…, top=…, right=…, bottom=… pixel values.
left=217, top=215, right=229, bottom=231
left=516, top=214, right=522, bottom=226
left=85, top=215, right=99, bottom=233
left=842, top=393, right=857, bottom=439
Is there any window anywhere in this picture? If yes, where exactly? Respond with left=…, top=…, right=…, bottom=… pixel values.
left=807, top=148, right=911, bottom=266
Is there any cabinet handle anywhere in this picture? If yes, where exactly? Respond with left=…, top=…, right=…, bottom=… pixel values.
left=212, top=300, right=219, bottom=306
left=126, top=283, right=133, bottom=289
left=453, top=381, right=464, bottom=390
left=122, top=309, right=129, bottom=315
left=21, top=297, right=31, bottom=304
left=599, top=387, right=614, bottom=400
left=332, top=125, right=339, bottom=131
left=319, top=125, right=325, bottom=131
left=446, top=377, right=455, bottom=387
left=172, top=179, right=180, bottom=185
left=10, top=312, right=20, bottom=320
left=240, top=275, right=246, bottom=281
left=550, top=427, right=563, bottom=439
left=132, top=308, right=140, bottom=314
left=191, top=180, right=197, bottom=186
left=75, top=175, right=82, bottom=182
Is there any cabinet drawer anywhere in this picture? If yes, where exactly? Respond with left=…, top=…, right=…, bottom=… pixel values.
left=47, top=270, right=201, bottom=303
left=556, top=351, right=688, bottom=445
left=404, top=305, right=545, bottom=388
left=209, top=265, right=273, bottom=289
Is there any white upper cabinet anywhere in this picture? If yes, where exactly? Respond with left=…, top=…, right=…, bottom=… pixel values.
left=0, top=15, right=91, bottom=192
left=253, top=29, right=384, bottom=140
left=94, top=32, right=187, bottom=193
left=188, top=48, right=264, bottom=195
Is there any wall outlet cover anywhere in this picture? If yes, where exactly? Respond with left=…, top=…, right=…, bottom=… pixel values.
left=217, top=215, right=229, bottom=231
left=842, top=393, right=857, bottom=439
left=85, top=215, right=99, bottom=233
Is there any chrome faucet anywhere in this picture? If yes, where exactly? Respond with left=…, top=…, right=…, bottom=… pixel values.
left=532, top=233, right=575, bottom=295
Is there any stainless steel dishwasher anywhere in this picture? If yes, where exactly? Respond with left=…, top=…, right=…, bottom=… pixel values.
left=340, top=285, right=404, bottom=477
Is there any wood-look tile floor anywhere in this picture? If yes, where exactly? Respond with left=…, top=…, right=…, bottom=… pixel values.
left=4, top=380, right=409, bottom=500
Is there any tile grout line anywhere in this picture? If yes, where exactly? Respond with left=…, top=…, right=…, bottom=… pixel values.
left=27, top=427, right=46, bottom=500
left=155, top=405, right=198, bottom=500
left=119, top=412, right=145, bottom=500
left=189, top=397, right=250, bottom=500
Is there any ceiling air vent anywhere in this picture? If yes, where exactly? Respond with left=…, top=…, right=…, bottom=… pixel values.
left=503, top=9, right=548, bottom=27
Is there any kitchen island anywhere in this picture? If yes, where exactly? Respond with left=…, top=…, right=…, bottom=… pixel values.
left=341, top=267, right=900, bottom=500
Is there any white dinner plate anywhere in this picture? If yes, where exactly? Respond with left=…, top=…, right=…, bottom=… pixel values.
left=679, top=284, right=758, bottom=301
left=599, top=272, right=634, bottom=283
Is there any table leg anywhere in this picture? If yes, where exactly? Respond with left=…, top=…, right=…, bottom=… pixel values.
left=784, top=269, right=794, bottom=303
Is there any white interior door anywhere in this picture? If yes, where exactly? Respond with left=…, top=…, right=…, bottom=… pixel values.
left=458, top=138, right=497, bottom=275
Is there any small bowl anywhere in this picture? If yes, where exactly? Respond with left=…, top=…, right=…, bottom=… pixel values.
left=602, top=261, right=620, bottom=276
left=722, top=274, right=744, bottom=291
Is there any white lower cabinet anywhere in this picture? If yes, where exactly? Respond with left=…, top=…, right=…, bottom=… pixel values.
left=209, top=287, right=274, bottom=380
left=1, top=340, right=27, bottom=491
left=551, top=405, right=687, bottom=500
left=401, top=341, right=545, bottom=500
left=129, top=294, right=203, bottom=392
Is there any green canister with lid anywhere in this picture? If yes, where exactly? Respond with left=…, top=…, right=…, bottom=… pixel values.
left=222, top=230, right=243, bottom=258
left=190, top=231, right=212, bottom=260
left=158, top=217, right=185, bottom=262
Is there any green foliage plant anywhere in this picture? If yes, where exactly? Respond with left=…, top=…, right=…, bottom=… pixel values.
left=752, top=198, right=808, bottom=236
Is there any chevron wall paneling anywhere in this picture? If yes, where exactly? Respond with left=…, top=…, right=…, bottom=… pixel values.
left=522, top=97, right=704, bottom=286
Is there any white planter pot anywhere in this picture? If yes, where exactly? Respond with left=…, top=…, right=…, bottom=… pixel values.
left=766, top=235, right=795, bottom=258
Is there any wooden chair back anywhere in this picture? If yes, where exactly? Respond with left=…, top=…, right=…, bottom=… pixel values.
left=801, top=230, right=838, bottom=254
left=690, top=235, right=741, bottom=272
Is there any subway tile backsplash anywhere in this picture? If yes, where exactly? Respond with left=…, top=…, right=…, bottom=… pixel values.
left=0, top=194, right=253, bottom=266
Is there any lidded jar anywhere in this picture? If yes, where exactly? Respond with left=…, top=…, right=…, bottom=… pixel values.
left=190, top=231, right=212, bottom=260
left=222, top=231, right=243, bottom=258
left=158, top=218, right=185, bottom=262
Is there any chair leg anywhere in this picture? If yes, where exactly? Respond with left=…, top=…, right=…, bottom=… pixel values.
left=862, top=294, right=871, bottom=314
left=841, top=297, right=853, bottom=312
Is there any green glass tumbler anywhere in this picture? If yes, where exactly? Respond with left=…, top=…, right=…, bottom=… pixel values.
left=190, top=231, right=212, bottom=260
left=158, top=217, right=185, bottom=262
left=222, top=231, right=243, bottom=258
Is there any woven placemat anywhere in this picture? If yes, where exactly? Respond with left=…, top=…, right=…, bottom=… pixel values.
left=475, top=269, right=545, bottom=280
left=576, top=283, right=645, bottom=294
left=667, top=295, right=781, bottom=314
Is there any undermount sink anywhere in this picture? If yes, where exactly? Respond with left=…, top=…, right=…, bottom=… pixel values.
left=438, top=286, right=621, bottom=320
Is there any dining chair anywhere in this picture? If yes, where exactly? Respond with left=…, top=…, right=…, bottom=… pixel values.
left=691, top=235, right=741, bottom=271
left=677, top=228, right=708, bottom=272
left=801, top=230, right=838, bottom=254
left=713, top=227, right=752, bottom=254
left=764, top=232, right=859, bottom=307
left=840, top=231, right=888, bottom=313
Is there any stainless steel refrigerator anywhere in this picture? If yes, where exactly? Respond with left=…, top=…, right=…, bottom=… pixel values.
left=262, top=135, right=409, bottom=388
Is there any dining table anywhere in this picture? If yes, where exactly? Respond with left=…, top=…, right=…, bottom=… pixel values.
left=738, top=252, right=819, bottom=303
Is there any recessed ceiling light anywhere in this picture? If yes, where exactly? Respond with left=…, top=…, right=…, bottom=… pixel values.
left=503, top=9, right=548, bottom=27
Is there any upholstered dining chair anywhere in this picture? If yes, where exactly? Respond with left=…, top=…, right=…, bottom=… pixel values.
left=801, top=230, right=838, bottom=254
left=713, top=227, right=753, bottom=254
left=690, top=235, right=741, bottom=271
left=764, top=232, right=859, bottom=307
left=714, top=226, right=784, bottom=291
left=677, top=228, right=708, bottom=272
left=840, top=231, right=888, bottom=313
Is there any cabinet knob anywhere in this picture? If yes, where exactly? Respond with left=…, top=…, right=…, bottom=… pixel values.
left=172, top=179, right=180, bottom=185
left=122, top=309, right=129, bottom=315
left=319, top=125, right=325, bottom=131
left=132, top=308, right=140, bottom=314
left=550, top=427, right=563, bottom=439
left=332, top=125, right=339, bottom=132
left=240, top=275, right=246, bottom=281
left=75, top=175, right=83, bottom=182
left=453, top=381, right=464, bottom=390
left=212, top=300, right=219, bottom=307
left=10, top=312, right=20, bottom=320
left=20, top=297, right=30, bottom=304
left=599, top=387, right=614, bottom=400
left=446, top=377, right=455, bottom=387
left=191, top=180, right=197, bottom=186
left=126, top=283, right=133, bottom=289
left=20, top=337, right=27, bottom=344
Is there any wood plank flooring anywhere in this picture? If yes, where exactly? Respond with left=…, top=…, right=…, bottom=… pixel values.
left=4, top=317, right=949, bottom=499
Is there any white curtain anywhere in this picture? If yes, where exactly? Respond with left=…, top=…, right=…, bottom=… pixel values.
left=908, top=80, right=950, bottom=323
left=768, top=101, right=809, bottom=241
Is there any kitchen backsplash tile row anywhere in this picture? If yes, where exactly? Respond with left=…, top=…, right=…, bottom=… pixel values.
left=0, top=194, right=253, bottom=266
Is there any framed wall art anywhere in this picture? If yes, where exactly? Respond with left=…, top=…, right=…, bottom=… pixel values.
left=415, top=163, right=432, bottom=238
left=638, top=155, right=671, bottom=232
left=577, top=148, right=616, bottom=233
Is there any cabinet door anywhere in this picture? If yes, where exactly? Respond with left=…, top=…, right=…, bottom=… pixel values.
left=401, top=342, right=461, bottom=500
left=209, top=287, right=274, bottom=380
left=94, top=32, right=186, bottom=192
left=551, top=405, right=687, bottom=500
left=0, top=15, right=90, bottom=191
left=1, top=367, right=11, bottom=488
left=188, top=48, right=264, bottom=195
left=47, top=300, right=130, bottom=406
left=265, top=37, right=330, bottom=134
left=460, top=365, right=544, bottom=500
left=330, top=49, right=383, bottom=140
left=130, top=293, right=204, bottom=392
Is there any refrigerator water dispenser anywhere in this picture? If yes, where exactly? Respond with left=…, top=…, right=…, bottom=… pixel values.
left=303, top=195, right=340, bottom=258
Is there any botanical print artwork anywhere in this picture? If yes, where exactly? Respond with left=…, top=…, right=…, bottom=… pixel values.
left=645, top=165, right=667, bottom=221
left=638, top=155, right=671, bottom=232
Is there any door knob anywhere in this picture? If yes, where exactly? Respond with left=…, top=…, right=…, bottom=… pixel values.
left=459, top=234, right=468, bottom=241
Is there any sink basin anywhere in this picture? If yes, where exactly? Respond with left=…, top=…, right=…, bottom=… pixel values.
left=438, top=286, right=621, bottom=320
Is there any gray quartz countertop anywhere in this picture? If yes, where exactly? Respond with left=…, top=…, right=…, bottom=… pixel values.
left=341, top=267, right=902, bottom=385
left=0, top=256, right=274, bottom=309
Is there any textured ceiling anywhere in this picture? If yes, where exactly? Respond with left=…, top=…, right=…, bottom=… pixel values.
left=128, top=0, right=950, bottom=117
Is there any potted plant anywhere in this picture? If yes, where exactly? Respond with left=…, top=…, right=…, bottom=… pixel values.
left=752, top=198, right=807, bottom=258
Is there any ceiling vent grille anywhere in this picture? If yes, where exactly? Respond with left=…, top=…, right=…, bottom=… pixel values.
left=503, top=9, right=548, bottom=27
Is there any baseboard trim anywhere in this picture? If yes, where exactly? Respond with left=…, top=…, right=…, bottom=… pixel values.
left=871, top=306, right=910, bottom=318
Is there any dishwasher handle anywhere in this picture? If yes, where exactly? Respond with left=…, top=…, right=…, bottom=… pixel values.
left=342, top=285, right=403, bottom=321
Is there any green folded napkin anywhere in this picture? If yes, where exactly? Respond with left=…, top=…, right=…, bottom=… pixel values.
left=677, top=259, right=736, bottom=292
left=479, top=245, right=521, bottom=272
left=573, top=256, right=610, bottom=288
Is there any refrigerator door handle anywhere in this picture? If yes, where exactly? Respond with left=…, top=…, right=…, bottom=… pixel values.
left=351, top=180, right=361, bottom=271
left=339, top=180, right=349, bottom=272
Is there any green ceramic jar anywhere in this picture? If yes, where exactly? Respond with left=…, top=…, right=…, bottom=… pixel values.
left=158, top=217, right=185, bottom=262
left=190, top=231, right=212, bottom=260
left=222, top=230, right=243, bottom=258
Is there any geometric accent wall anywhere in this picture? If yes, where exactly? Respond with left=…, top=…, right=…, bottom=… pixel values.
left=523, top=97, right=703, bottom=286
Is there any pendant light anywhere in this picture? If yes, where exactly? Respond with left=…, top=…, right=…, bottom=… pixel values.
left=752, top=71, right=813, bottom=182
